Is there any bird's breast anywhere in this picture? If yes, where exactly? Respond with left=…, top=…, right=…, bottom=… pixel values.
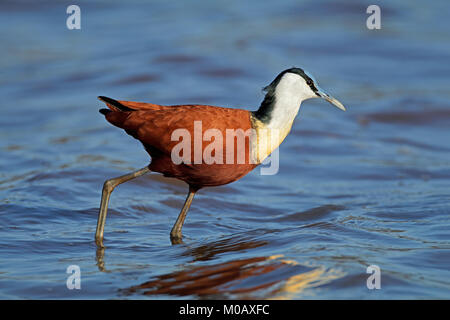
left=250, top=115, right=294, bottom=164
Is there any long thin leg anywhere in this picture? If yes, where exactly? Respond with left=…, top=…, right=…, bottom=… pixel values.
left=95, top=166, right=150, bottom=247
left=170, top=186, right=197, bottom=244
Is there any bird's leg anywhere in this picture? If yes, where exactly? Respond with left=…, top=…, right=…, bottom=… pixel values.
left=170, top=186, right=197, bottom=244
left=95, top=166, right=150, bottom=247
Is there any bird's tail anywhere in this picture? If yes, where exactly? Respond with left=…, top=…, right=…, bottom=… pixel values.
left=98, top=96, right=135, bottom=115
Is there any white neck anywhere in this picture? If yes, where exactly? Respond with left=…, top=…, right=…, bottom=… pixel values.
left=251, top=72, right=318, bottom=163
left=265, top=73, right=312, bottom=129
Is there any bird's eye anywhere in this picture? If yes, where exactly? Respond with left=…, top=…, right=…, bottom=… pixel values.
left=306, top=79, right=313, bottom=86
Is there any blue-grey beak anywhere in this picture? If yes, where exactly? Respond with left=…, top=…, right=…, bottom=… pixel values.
left=317, top=88, right=346, bottom=111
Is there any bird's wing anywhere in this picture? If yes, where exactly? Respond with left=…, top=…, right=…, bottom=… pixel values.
left=98, top=96, right=165, bottom=112
left=116, top=100, right=166, bottom=111
left=102, top=105, right=252, bottom=158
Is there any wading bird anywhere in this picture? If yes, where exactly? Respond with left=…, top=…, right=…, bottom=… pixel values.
left=95, top=67, right=345, bottom=247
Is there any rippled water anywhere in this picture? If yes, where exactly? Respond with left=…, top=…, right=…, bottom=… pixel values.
left=1, top=0, right=450, bottom=299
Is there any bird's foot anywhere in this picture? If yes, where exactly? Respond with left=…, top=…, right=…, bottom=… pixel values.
left=95, top=236, right=105, bottom=248
left=170, top=234, right=184, bottom=245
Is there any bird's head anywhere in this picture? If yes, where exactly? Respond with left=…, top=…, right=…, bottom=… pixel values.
left=251, top=67, right=346, bottom=163
left=264, top=67, right=346, bottom=112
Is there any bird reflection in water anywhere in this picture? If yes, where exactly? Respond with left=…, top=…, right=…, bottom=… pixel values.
left=96, top=234, right=343, bottom=298
left=95, top=234, right=268, bottom=273
left=121, top=255, right=343, bottom=299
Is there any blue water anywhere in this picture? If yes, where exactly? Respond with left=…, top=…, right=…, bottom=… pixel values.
left=1, top=0, right=449, bottom=299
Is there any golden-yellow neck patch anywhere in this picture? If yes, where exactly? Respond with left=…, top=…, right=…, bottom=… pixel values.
left=250, top=115, right=295, bottom=164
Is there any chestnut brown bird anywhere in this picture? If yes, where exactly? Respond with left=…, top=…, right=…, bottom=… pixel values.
left=95, top=67, right=345, bottom=247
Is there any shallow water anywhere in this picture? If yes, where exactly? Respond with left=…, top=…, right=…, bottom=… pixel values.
left=1, top=0, right=450, bottom=299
